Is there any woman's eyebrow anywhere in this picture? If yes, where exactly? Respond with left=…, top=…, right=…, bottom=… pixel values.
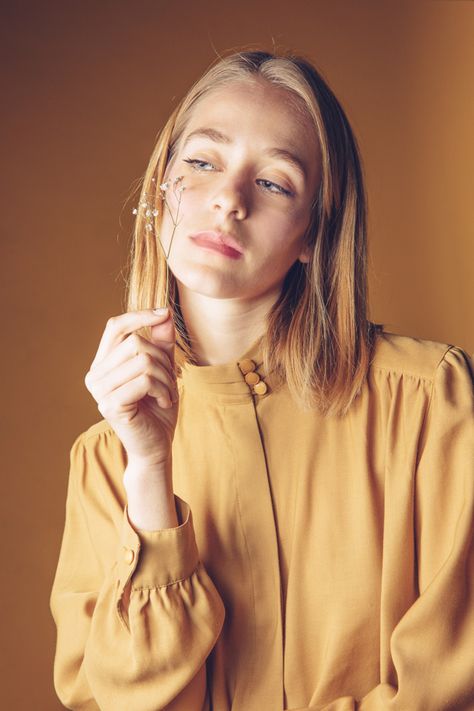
left=182, top=127, right=307, bottom=180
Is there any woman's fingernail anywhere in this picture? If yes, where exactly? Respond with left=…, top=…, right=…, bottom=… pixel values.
left=153, top=307, right=168, bottom=315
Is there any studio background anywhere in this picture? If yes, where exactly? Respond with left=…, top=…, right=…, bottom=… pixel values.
left=1, top=1, right=472, bottom=709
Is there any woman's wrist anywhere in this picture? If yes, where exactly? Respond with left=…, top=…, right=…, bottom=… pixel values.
left=124, top=454, right=179, bottom=530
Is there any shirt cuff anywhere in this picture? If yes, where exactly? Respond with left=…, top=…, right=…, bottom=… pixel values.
left=116, top=495, right=200, bottom=591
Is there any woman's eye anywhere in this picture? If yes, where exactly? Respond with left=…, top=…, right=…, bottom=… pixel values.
left=182, top=158, right=215, bottom=171
left=182, top=158, right=293, bottom=197
left=257, top=179, right=292, bottom=197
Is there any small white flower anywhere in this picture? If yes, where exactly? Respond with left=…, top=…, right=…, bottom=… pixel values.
left=145, top=209, right=152, bottom=217
left=132, top=208, right=138, bottom=215
left=152, top=209, right=159, bottom=216
left=145, top=224, right=153, bottom=232
left=160, top=181, right=170, bottom=191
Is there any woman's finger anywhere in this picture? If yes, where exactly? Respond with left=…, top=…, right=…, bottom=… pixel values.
left=90, top=309, right=170, bottom=369
left=149, top=314, right=177, bottom=368
left=86, top=332, right=174, bottom=386
left=91, top=351, right=178, bottom=404
left=97, top=372, right=176, bottom=423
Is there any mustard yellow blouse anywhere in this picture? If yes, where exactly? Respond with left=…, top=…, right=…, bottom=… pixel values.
left=50, top=331, right=474, bottom=711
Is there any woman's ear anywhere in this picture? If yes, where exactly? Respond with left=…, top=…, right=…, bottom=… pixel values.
left=298, top=224, right=314, bottom=264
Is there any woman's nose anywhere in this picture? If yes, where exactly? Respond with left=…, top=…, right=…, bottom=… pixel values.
left=210, top=178, right=248, bottom=221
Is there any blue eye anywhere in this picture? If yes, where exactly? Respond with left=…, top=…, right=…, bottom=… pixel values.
left=256, top=179, right=292, bottom=197
left=182, top=157, right=293, bottom=197
left=183, top=158, right=215, bottom=171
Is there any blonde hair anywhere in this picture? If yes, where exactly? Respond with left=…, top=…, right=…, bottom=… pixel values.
left=125, top=49, right=383, bottom=417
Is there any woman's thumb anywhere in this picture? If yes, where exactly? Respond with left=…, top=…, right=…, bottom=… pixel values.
left=149, top=309, right=176, bottom=362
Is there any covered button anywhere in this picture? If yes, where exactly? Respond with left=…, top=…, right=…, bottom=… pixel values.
left=123, top=548, right=135, bottom=565
left=238, top=358, right=256, bottom=374
left=245, top=371, right=260, bottom=385
left=253, top=381, right=268, bottom=395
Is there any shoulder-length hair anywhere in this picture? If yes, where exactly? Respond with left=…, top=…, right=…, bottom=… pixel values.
left=125, top=49, right=383, bottom=417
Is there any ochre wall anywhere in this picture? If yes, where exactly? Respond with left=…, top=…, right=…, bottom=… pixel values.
left=1, top=2, right=472, bottom=708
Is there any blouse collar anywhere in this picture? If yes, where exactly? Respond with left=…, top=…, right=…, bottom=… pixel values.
left=178, top=336, right=278, bottom=399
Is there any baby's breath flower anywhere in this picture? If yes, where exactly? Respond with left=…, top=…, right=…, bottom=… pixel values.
left=132, top=195, right=159, bottom=229
left=131, top=175, right=187, bottom=306
left=156, top=175, right=187, bottom=307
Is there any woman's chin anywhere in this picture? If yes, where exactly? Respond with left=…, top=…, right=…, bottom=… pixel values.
left=172, top=269, right=244, bottom=299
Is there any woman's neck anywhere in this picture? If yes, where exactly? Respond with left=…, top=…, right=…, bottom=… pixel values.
left=177, top=284, right=278, bottom=366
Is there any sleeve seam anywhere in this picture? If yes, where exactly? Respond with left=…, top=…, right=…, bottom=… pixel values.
left=371, top=344, right=454, bottom=383
left=81, top=422, right=116, bottom=443
left=413, top=345, right=458, bottom=471
left=131, top=561, right=201, bottom=591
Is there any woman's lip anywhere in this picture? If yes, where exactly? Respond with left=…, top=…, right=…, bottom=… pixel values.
left=190, top=231, right=243, bottom=253
left=190, top=235, right=243, bottom=259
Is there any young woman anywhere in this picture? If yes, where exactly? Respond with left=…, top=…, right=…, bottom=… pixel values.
left=50, top=50, right=474, bottom=711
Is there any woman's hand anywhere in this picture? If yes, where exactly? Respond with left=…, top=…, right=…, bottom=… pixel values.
left=84, top=308, right=179, bottom=468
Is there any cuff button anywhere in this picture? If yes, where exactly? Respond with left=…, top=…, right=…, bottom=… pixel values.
left=123, top=548, right=135, bottom=565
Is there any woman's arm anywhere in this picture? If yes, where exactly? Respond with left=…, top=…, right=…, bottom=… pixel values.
left=124, top=455, right=179, bottom=532
left=291, top=346, right=474, bottom=711
left=50, top=431, right=225, bottom=711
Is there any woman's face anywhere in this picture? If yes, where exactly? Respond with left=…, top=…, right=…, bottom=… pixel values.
left=159, top=79, right=321, bottom=301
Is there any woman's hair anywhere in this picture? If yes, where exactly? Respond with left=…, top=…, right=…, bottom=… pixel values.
left=124, top=49, right=384, bottom=417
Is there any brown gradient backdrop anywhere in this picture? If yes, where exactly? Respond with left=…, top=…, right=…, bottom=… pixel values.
left=1, top=1, right=473, bottom=708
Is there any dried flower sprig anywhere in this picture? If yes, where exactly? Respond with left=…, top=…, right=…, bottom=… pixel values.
left=132, top=175, right=186, bottom=307
left=159, top=175, right=186, bottom=306
left=131, top=200, right=159, bottom=232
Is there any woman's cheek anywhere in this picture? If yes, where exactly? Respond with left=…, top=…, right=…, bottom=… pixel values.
left=183, top=187, right=204, bottom=209
left=179, top=185, right=209, bottom=222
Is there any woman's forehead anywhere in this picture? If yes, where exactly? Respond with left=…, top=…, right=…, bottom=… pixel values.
left=193, top=79, right=306, bottom=118
left=183, top=80, right=317, bottom=149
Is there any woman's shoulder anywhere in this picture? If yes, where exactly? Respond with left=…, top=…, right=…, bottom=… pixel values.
left=71, top=418, right=125, bottom=463
left=68, top=419, right=127, bottom=511
left=369, top=330, right=472, bottom=383
left=74, top=418, right=121, bottom=447
left=79, top=417, right=117, bottom=441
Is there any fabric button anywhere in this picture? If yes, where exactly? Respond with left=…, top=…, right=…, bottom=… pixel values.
left=253, top=380, right=268, bottom=395
left=245, top=371, right=261, bottom=386
left=123, top=548, right=135, bottom=565
left=238, top=358, right=256, bottom=374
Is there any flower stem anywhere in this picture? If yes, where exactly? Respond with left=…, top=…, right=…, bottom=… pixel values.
left=160, top=179, right=185, bottom=306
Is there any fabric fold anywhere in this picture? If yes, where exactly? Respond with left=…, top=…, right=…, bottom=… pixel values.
left=50, top=431, right=225, bottom=711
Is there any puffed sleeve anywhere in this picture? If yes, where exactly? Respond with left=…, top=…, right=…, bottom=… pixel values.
left=298, top=346, right=474, bottom=711
left=375, top=345, right=474, bottom=710
left=49, top=430, right=226, bottom=711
